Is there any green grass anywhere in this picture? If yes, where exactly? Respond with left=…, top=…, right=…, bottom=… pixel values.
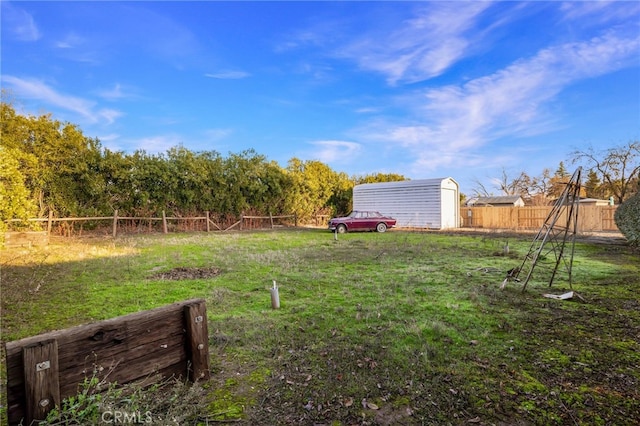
left=1, top=229, right=639, bottom=425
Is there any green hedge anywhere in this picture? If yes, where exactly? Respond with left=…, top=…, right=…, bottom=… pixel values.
left=614, top=191, right=640, bottom=246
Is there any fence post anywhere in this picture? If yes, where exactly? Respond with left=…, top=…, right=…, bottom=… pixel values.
left=184, top=301, right=210, bottom=381
left=294, top=213, right=298, bottom=228
left=113, top=209, right=118, bottom=238
left=47, top=210, right=53, bottom=235
left=270, top=213, right=274, bottom=229
left=23, top=339, right=60, bottom=424
left=206, top=211, right=210, bottom=232
left=162, top=211, right=168, bottom=234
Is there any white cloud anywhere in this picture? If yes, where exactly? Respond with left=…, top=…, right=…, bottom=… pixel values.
left=355, top=107, right=380, bottom=114
left=338, top=2, right=492, bottom=85
left=96, top=83, right=138, bottom=101
left=97, top=133, right=120, bottom=142
left=98, top=109, right=123, bottom=125
left=310, top=140, right=362, bottom=163
left=132, top=135, right=183, bottom=154
left=204, top=128, right=233, bottom=141
left=560, top=1, right=640, bottom=24
left=358, top=29, right=640, bottom=171
left=2, top=75, right=123, bottom=125
left=205, top=71, right=250, bottom=79
left=54, top=32, right=85, bottom=49
left=1, top=3, right=40, bottom=42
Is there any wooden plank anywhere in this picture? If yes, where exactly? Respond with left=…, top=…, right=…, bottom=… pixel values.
left=5, top=299, right=207, bottom=425
left=22, top=339, right=60, bottom=423
left=184, top=301, right=211, bottom=381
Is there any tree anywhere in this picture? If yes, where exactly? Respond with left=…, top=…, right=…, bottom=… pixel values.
left=547, top=162, right=571, bottom=200
left=614, top=191, right=640, bottom=245
left=354, top=173, right=406, bottom=185
left=1, top=100, right=104, bottom=216
left=583, top=170, right=603, bottom=199
left=571, top=141, right=640, bottom=204
left=473, top=168, right=532, bottom=198
left=0, top=146, right=38, bottom=232
left=284, top=158, right=341, bottom=220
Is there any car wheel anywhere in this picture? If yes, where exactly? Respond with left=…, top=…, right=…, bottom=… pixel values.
left=376, top=223, right=387, bottom=233
left=337, top=224, right=347, bottom=234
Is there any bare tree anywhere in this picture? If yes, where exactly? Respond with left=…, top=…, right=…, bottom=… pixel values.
left=570, top=140, right=640, bottom=204
left=472, top=168, right=533, bottom=198
left=471, top=178, right=493, bottom=197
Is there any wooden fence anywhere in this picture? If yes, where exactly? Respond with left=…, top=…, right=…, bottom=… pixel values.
left=461, top=205, right=618, bottom=232
left=5, top=210, right=298, bottom=238
left=5, top=299, right=210, bottom=425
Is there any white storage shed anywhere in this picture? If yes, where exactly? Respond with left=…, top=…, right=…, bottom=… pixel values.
left=352, top=178, right=460, bottom=229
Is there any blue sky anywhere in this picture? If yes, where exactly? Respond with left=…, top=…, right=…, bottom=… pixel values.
left=2, top=1, right=639, bottom=195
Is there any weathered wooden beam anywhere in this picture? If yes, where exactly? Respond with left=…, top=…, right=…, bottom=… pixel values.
left=5, top=299, right=209, bottom=425
left=23, top=339, right=60, bottom=424
left=184, top=300, right=211, bottom=381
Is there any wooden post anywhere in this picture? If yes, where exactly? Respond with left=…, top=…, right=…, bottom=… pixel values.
left=47, top=210, right=53, bottom=235
left=239, top=215, right=243, bottom=231
left=112, top=209, right=118, bottom=238
left=294, top=213, right=298, bottom=228
left=270, top=213, right=274, bottom=229
left=23, top=339, right=60, bottom=424
left=162, top=211, right=168, bottom=234
left=184, top=301, right=210, bottom=381
left=206, top=211, right=210, bottom=232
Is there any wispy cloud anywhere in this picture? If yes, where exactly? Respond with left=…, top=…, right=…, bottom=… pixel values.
left=2, top=75, right=122, bottom=125
left=560, top=0, right=640, bottom=24
left=309, top=140, right=362, bottom=163
left=204, top=71, right=251, bottom=79
left=54, top=32, right=85, bottom=49
left=132, top=135, right=184, bottom=154
left=204, top=128, right=233, bottom=141
left=359, top=29, right=640, bottom=171
left=95, top=83, right=138, bottom=101
left=338, top=2, right=493, bottom=85
left=1, top=2, right=40, bottom=42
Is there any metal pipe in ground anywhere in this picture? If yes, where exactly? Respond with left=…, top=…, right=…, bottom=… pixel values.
left=270, top=280, right=280, bottom=309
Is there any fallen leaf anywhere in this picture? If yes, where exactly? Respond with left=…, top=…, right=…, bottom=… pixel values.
left=468, top=416, right=481, bottom=423
left=367, top=401, right=379, bottom=410
left=344, top=397, right=354, bottom=407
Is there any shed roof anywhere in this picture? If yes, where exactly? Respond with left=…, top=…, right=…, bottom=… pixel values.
left=354, top=177, right=457, bottom=190
left=470, top=196, right=524, bottom=206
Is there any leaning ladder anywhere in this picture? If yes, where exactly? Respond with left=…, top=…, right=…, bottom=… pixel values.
left=509, top=167, right=582, bottom=292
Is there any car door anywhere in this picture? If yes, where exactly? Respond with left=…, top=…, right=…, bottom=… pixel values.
left=360, top=211, right=377, bottom=231
left=352, top=211, right=368, bottom=231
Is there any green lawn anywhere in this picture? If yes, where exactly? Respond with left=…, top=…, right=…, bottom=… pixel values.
left=2, top=229, right=639, bottom=425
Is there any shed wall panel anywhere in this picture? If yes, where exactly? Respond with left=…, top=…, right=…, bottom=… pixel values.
left=353, top=178, right=459, bottom=229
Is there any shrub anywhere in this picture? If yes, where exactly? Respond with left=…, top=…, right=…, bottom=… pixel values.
left=614, top=191, right=640, bottom=246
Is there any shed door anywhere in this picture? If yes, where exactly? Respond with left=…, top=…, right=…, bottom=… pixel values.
left=441, top=188, right=458, bottom=229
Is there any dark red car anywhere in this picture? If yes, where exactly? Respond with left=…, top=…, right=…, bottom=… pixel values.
left=328, top=211, right=397, bottom=233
